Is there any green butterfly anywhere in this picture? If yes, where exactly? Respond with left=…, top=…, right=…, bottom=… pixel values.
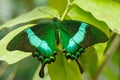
left=7, top=18, right=108, bottom=78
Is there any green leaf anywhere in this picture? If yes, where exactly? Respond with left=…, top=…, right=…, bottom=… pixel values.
left=74, top=0, right=120, bottom=34
left=48, top=50, right=82, bottom=80
left=114, top=0, right=120, bottom=4
left=94, top=43, right=107, bottom=61
left=48, top=0, right=67, bottom=12
left=68, top=6, right=109, bottom=36
left=0, top=24, right=35, bottom=64
left=0, top=6, right=58, bottom=28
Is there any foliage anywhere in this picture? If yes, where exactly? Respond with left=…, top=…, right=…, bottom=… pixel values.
left=0, top=0, right=120, bottom=80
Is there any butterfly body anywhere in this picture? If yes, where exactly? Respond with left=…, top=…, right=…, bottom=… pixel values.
left=7, top=18, right=108, bottom=78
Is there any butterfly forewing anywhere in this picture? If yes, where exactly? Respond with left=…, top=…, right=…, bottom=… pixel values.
left=31, top=22, right=57, bottom=51
left=59, top=20, right=108, bottom=49
left=7, top=31, right=36, bottom=52
left=7, top=21, right=57, bottom=53
left=59, top=20, right=81, bottom=50
left=80, top=24, right=108, bottom=48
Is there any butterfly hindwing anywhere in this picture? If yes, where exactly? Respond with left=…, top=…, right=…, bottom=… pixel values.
left=7, top=21, right=57, bottom=53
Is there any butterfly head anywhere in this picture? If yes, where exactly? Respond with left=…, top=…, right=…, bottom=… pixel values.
left=52, top=17, right=58, bottom=21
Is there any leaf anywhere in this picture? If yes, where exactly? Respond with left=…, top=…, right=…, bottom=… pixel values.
left=48, top=50, right=82, bottom=80
left=74, top=0, right=120, bottom=34
left=0, top=24, right=35, bottom=64
left=114, top=0, right=120, bottom=4
left=0, top=6, right=59, bottom=28
left=48, top=0, right=67, bottom=12
left=94, top=43, right=107, bottom=61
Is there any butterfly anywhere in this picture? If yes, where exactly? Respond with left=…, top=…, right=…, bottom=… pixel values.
left=7, top=17, right=108, bottom=78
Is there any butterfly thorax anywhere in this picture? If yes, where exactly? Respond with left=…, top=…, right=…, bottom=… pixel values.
left=52, top=17, right=59, bottom=28
left=52, top=17, right=60, bottom=45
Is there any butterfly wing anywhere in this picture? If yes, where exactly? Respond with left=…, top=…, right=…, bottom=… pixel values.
left=7, top=21, right=57, bottom=54
left=80, top=24, right=108, bottom=48
left=59, top=20, right=108, bottom=74
left=60, top=20, right=108, bottom=51
left=30, top=22, right=57, bottom=55
left=7, top=21, right=57, bottom=78
left=59, top=20, right=81, bottom=53
left=59, top=20, right=87, bottom=73
left=7, top=30, right=36, bottom=52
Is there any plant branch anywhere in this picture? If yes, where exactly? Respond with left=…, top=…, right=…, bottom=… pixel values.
left=60, top=0, right=71, bottom=20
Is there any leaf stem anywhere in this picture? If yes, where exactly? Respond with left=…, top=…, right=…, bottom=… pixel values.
left=60, top=0, right=71, bottom=20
